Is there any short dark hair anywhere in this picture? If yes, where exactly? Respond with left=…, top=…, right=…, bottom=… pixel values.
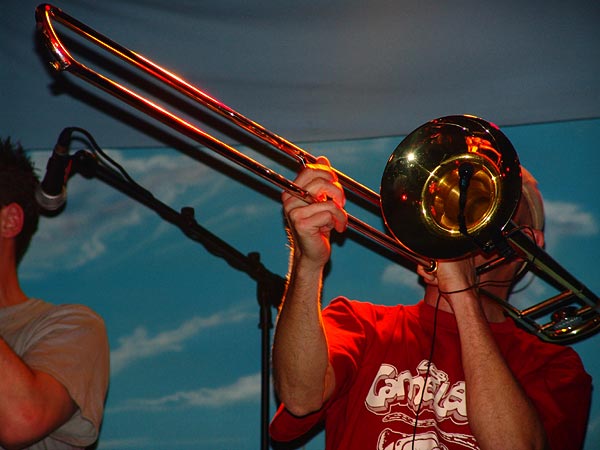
left=0, top=138, right=40, bottom=264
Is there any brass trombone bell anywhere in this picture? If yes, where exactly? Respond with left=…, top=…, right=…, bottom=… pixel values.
left=380, top=115, right=522, bottom=260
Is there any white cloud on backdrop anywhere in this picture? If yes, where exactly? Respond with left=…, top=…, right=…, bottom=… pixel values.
left=96, top=437, right=154, bottom=450
left=110, top=306, right=254, bottom=375
left=108, top=372, right=261, bottom=413
left=543, top=200, right=598, bottom=248
left=100, top=437, right=238, bottom=450
left=380, top=264, right=421, bottom=290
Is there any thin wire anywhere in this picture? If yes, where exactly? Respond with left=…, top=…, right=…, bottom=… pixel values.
left=411, top=280, right=490, bottom=449
left=70, top=127, right=154, bottom=199
left=411, top=292, right=441, bottom=449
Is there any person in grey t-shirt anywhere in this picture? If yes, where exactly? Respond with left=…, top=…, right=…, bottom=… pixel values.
left=0, top=137, right=109, bottom=450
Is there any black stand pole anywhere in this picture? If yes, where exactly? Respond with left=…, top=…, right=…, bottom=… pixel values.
left=73, top=150, right=285, bottom=450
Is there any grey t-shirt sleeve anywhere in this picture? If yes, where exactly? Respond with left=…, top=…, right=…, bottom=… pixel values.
left=21, top=303, right=110, bottom=447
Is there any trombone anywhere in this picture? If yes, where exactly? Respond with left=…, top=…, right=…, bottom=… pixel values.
left=35, top=3, right=599, bottom=343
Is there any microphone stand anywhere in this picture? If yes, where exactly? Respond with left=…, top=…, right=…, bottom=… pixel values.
left=72, top=150, right=285, bottom=450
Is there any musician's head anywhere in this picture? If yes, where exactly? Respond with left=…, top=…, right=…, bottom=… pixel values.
left=0, top=138, right=40, bottom=264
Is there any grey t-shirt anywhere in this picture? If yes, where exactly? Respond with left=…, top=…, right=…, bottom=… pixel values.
left=0, top=298, right=109, bottom=449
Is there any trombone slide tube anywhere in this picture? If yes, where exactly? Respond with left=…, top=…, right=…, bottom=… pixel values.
left=35, top=3, right=435, bottom=271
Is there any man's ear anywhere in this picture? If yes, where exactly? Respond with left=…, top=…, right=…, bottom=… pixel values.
left=0, top=203, right=25, bottom=238
left=532, top=228, right=545, bottom=249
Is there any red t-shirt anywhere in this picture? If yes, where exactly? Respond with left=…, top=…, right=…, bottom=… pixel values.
left=270, top=298, right=591, bottom=449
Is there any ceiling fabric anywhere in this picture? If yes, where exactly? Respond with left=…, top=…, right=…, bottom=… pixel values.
left=3, top=1, right=600, bottom=149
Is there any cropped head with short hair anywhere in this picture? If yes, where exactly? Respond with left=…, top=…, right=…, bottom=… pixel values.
left=0, top=138, right=40, bottom=264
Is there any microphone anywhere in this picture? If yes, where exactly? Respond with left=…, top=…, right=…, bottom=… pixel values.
left=457, top=161, right=474, bottom=235
left=35, top=128, right=75, bottom=211
left=458, top=161, right=474, bottom=192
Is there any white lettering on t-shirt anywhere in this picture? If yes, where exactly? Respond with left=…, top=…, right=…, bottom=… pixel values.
left=365, top=360, right=467, bottom=424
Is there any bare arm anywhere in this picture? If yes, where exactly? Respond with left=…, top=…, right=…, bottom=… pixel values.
left=425, top=260, right=548, bottom=450
left=272, top=156, right=347, bottom=417
left=453, top=298, right=548, bottom=450
left=0, top=337, right=77, bottom=450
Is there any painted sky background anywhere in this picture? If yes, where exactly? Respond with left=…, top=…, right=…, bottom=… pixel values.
left=18, top=117, right=600, bottom=449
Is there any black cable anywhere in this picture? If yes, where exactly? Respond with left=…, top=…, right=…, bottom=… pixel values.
left=411, top=280, right=489, bottom=448
left=411, top=292, right=441, bottom=449
left=68, top=127, right=152, bottom=197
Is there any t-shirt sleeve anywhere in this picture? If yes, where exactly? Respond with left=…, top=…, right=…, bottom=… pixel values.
left=270, top=297, right=371, bottom=442
left=521, top=347, right=592, bottom=450
left=22, top=304, right=110, bottom=447
left=322, top=297, right=373, bottom=395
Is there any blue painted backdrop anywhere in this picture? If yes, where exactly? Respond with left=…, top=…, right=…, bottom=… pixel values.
left=21, top=118, right=599, bottom=449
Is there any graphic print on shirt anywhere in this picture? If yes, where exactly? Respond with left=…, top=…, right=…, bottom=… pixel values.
left=365, top=360, right=478, bottom=449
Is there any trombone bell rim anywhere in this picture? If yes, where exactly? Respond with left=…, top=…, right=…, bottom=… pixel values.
left=380, top=115, right=522, bottom=261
